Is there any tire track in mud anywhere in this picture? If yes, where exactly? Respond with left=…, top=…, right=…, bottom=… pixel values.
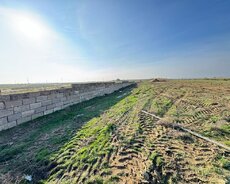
left=79, top=112, right=132, bottom=184
left=69, top=85, right=170, bottom=183
left=106, top=87, right=169, bottom=183
left=46, top=82, right=230, bottom=184
left=105, top=86, right=184, bottom=183
left=107, top=84, right=229, bottom=184
left=108, top=110, right=157, bottom=183
left=140, top=111, right=229, bottom=184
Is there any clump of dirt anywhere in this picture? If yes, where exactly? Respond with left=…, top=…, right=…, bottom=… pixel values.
left=178, top=134, right=194, bottom=144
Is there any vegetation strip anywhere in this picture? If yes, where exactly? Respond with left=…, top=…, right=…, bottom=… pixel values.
left=141, top=110, right=230, bottom=151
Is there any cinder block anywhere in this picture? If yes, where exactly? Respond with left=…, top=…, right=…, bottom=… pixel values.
left=47, top=93, right=57, bottom=99
left=7, top=121, right=17, bottom=129
left=52, top=98, right=61, bottom=104
left=74, top=91, right=80, bottom=95
left=14, top=105, right=30, bottom=113
left=7, top=113, right=21, bottom=122
left=72, top=98, right=80, bottom=104
left=23, top=98, right=35, bottom=105
left=54, top=106, right=62, bottom=112
left=36, top=95, right=48, bottom=102
left=41, top=100, right=52, bottom=106
left=60, top=97, right=67, bottom=102
left=32, top=112, right=43, bottom=120
left=22, top=110, right=34, bottom=117
left=0, top=95, right=10, bottom=101
left=17, top=116, right=32, bottom=125
left=62, top=104, right=70, bottom=109
left=56, top=93, right=64, bottom=98
left=35, top=106, right=46, bottom=113
left=44, top=109, right=54, bottom=115
left=63, top=100, right=71, bottom=105
left=28, top=92, right=40, bottom=98
left=55, top=102, right=63, bottom=107
left=0, top=109, right=13, bottom=118
left=0, top=125, right=4, bottom=131
left=30, top=102, right=41, bottom=109
left=5, top=100, right=22, bottom=108
left=46, top=104, right=56, bottom=110
left=0, top=124, right=7, bottom=131
left=0, top=117, right=7, bottom=126
left=0, top=102, right=5, bottom=110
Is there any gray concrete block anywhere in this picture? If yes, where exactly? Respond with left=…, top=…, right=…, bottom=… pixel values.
left=46, top=104, right=56, bottom=110
left=7, top=113, right=21, bottom=122
left=60, top=97, right=67, bottom=102
left=74, top=91, right=80, bottom=95
left=0, top=125, right=4, bottom=131
left=0, top=109, right=14, bottom=118
left=22, top=110, right=34, bottom=117
left=54, top=106, right=62, bottom=112
left=32, top=112, right=43, bottom=120
left=47, top=94, right=57, bottom=99
left=36, top=95, right=48, bottom=102
left=5, top=100, right=22, bottom=108
left=1, top=124, right=9, bottom=130
left=30, top=102, right=41, bottom=109
left=41, top=100, right=52, bottom=106
left=17, top=116, right=32, bottom=125
left=28, top=92, right=40, bottom=98
left=62, top=104, right=70, bottom=109
left=23, top=98, right=35, bottom=105
left=0, top=117, right=7, bottom=126
left=35, top=106, right=46, bottom=113
left=44, top=109, right=54, bottom=115
left=55, top=102, right=63, bottom=107
left=52, top=98, right=61, bottom=104
left=0, top=102, right=5, bottom=110
left=56, top=93, right=64, bottom=98
left=0, top=95, right=10, bottom=101
left=14, top=105, right=30, bottom=113
left=7, top=121, right=17, bottom=129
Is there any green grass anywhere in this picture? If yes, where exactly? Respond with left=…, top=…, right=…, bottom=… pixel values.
left=219, top=157, right=230, bottom=171
left=86, top=177, right=104, bottom=184
left=151, top=97, right=173, bottom=117
left=203, top=124, right=230, bottom=145
left=45, top=88, right=139, bottom=183
left=149, top=151, right=158, bottom=161
left=36, top=148, right=50, bottom=162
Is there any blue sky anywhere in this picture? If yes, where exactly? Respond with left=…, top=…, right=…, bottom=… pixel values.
left=0, top=0, right=230, bottom=83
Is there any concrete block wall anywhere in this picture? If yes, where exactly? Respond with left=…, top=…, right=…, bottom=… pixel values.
left=0, top=81, right=132, bottom=131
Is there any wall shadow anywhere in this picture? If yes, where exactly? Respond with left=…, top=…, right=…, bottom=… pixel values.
left=0, top=84, right=136, bottom=184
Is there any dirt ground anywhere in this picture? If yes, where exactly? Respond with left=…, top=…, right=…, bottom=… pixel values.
left=0, top=80, right=229, bottom=184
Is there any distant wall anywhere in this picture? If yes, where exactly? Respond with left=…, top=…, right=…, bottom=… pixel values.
left=0, top=81, right=133, bottom=131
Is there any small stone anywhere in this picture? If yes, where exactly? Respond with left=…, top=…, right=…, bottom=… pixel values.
left=143, top=171, right=150, bottom=180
